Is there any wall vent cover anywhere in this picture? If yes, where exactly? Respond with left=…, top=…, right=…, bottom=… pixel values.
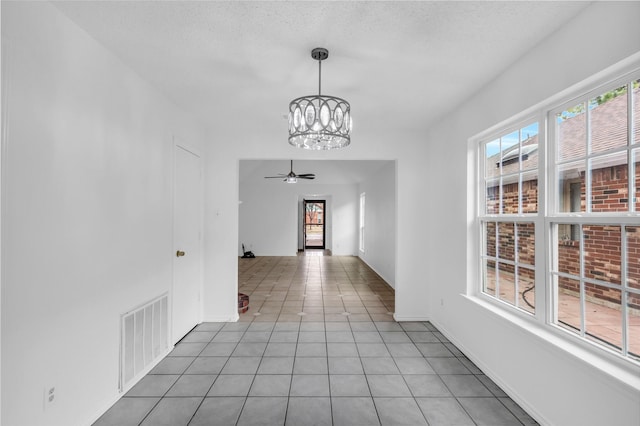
left=120, top=293, right=169, bottom=392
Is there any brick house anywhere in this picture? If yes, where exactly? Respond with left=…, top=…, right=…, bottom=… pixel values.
left=486, top=86, right=640, bottom=312
left=305, top=207, right=324, bottom=225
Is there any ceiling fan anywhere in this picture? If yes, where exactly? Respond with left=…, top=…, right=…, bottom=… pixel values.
left=264, top=160, right=315, bottom=183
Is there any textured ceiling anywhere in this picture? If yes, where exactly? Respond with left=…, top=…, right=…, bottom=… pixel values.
left=53, top=1, right=590, bottom=184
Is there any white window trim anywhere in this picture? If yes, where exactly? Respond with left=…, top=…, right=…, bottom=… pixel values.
left=474, top=113, right=547, bottom=325
left=467, top=52, right=640, bottom=383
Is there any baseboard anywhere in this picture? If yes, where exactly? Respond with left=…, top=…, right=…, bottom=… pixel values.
left=393, top=313, right=430, bottom=322
left=429, top=319, right=548, bottom=426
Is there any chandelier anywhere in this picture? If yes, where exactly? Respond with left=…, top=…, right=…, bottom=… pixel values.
left=288, top=48, right=351, bottom=150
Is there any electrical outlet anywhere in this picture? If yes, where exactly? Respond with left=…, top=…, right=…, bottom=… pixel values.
left=44, top=386, right=56, bottom=411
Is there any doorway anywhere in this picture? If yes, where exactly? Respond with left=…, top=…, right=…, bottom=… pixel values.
left=304, top=200, right=325, bottom=249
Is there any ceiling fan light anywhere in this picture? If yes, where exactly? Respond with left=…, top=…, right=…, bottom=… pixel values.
left=286, top=176, right=298, bottom=183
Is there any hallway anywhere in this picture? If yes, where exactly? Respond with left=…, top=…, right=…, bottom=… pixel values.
left=94, top=256, right=536, bottom=425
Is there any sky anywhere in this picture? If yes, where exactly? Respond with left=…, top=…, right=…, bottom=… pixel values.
left=485, top=122, right=539, bottom=158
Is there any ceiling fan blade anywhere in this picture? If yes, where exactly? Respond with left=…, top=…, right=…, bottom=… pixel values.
left=263, top=161, right=316, bottom=181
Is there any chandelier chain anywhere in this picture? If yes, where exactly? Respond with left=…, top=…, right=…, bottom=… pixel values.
left=318, top=59, right=322, bottom=97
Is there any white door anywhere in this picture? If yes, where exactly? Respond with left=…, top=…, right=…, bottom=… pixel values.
left=172, top=144, right=202, bottom=343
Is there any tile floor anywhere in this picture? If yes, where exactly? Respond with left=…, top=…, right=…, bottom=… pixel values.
left=94, top=255, right=538, bottom=426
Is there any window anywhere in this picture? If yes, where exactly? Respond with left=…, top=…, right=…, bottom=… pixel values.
left=550, top=77, right=640, bottom=360
left=480, top=122, right=540, bottom=315
left=476, top=70, right=640, bottom=363
left=359, top=192, right=365, bottom=252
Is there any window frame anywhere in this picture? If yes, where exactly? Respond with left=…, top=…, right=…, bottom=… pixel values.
left=471, top=61, right=640, bottom=367
left=548, top=71, right=640, bottom=361
left=476, top=115, right=546, bottom=323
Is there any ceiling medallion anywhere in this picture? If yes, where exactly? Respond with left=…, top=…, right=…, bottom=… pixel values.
left=288, top=47, right=352, bottom=150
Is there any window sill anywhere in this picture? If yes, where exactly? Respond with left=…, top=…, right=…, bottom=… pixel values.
left=463, top=293, right=640, bottom=393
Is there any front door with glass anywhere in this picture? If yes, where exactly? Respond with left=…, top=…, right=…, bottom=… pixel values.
left=304, top=200, right=325, bottom=249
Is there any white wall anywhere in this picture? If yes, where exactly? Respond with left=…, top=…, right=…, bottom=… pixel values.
left=424, top=3, right=640, bottom=426
left=239, top=180, right=358, bottom=256
left=1, top=3, right=207, bottom=426
left=358, top=161, right=396, bottom=287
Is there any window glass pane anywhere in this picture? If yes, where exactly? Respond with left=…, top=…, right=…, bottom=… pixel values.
left=486, top=178, right=500, bottom=214
left=498, top=132, right=520, bottom=186
left=556, top=276, right=581, bottom=333
left=518, top=267, right=535, bottom=314
left=522, top=173, right=538, bottom=213
left=557, top=102, right=586, bottom=162
left=520, top=123, right=540, bottom=172
left=501, top=175, right=519, bottom=214
left=485, top=222, right=496, bottom=258
left=584, top=284, right=622, bottom=352
left=483, top=260, right=496, bottom=297
left=627, top=226, right=640, bottom=292
left=583, top=225, right=621, bottom=286
left=628, top=293, right=640, bottom=359
left=516, top=222, right=535, bottom=266
left=558, top=161, right=585, bottom=212
left=521, top=123, right=539, bottom=142
left=484, top=123, right=539, bottom=216
left=501, top=131, right=519, bottom=157
left=557, top=225, right=580, bottom=276
left=558, top=224, right=572, bottom=242
left=498, top=262, right=515, bottom=306
left=498, top=222, right=515, bottom=262
left=485, top=139, right=500, bottom=172
left=590, top=84, right=628, bottom=155
left=589, top=152, right=628, bottom=212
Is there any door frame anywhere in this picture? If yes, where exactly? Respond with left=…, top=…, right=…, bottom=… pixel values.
left=304, top=199, right=326, bottom=249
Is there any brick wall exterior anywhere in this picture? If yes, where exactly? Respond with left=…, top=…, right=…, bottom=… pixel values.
left=488, top=162, right=640, bottom=311
left=592, top=165, right=630, bottom=212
